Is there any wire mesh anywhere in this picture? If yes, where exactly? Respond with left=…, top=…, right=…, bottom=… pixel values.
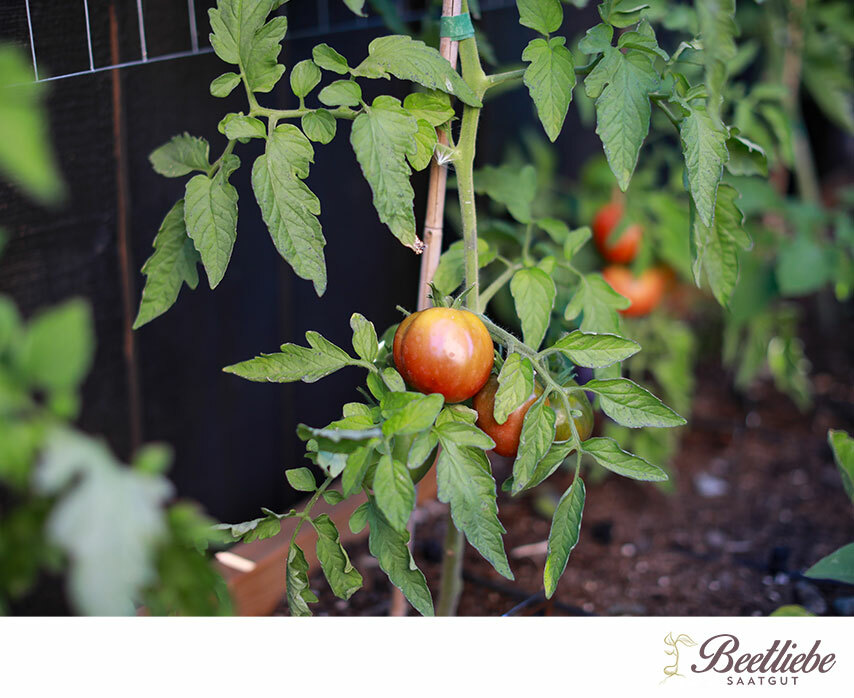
left=18, top=0, right=518, bottom=83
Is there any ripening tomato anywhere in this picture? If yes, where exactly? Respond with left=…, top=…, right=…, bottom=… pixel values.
left=602, top=265, right=668, bottom=317
left=593, top=202, right=643, bottom=264
left=393, top=307, right=494, bottom=403
left=473, top=376, right=594, bottom=457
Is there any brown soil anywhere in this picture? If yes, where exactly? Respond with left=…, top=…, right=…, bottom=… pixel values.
left=277, top=314, right=854, bottom=617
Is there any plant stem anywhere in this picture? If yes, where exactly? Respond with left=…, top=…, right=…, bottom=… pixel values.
left=289, top=476, right=333, bottom=546
left=434, top=5, right=485, bottom=616
left=250, top=105, right=359, bottom=121
left=479, top=262, right=521, bottom=308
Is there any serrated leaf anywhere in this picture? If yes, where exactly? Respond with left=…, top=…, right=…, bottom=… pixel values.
left=252, top=124, right=327, bottom=295
left=223, top=331, right=355, bottom=382
left=381, top=391, right=444, bottom=437
left=209, top=1, right=287, bottom=93
left=19, top=300, right=94, bottom=393
left=616, top=19, right=668, bottom=60
left=210, top=72, right=241, bottom=98
left=407, top=119, right=438, bottom=171
left=350, top=313, right=378, bottom=362
left=680, top=105, right=728, bottom=226
left=584, top=378, right=686, bottom=428
left=286, top=467, right=316, bottom=492
left=290, top=59, right=321, bottom=98
left=510, top=267, right=556, bottom=350
left=301, top=109, right=337, bottom=144
left=585, top=47, right=659, bottom=191
left=829, top=430, right=854, bottom=504
left=312, top=43, right=350, bottom=74
left=511, top=396, right=556, bottom=493
left=184, top=155, right=239, bottom=289
left=578, top=23, right=613, bottom=54
left=582, top=437, right=668, bottom=481
left=286, top=544, right=317, bottom=616
left=494, top=353, right=535, bottom=424
left=366, top=498, right=434, bottom=615
left=474, top=163, right=538, bottom=224
left=548, top=330, right=639, bottom=368
left=403, top=92, right=454, bottom=126
left=351, top=96, right=419, bottom=248
left=516, top=0, right=563, bottom=35
left=544, top=476, right=584, bottom=598
left=435, top=422, right=496, bottom=450
left=804, top=543, right=854, bottom=585
left=352, top=35, right=482, bottom=107
left=696, top=0, right=736, bottom=119
left=522, top=37, right=575, bottom=142
left=435, top=435, right=513, bottom=580
left=565, top=273, right=629, bottom=333
left=214, top=515, right=282, bottom=542
left=313, top=514, right=363, bottom=599
left=134, top=200, right=200, bottom=329
left=318, top=79, right=362, bottom=107
left=373, top=455, right=415, bottom=532
left=598, top=0, right=650, bottom=28
left=149, top=134, right=210, bottom=178
left=691, top=183, right=748, bottom=306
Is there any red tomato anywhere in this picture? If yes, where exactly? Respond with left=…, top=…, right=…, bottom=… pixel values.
left=593, top=202, right=643, bottom=264
left=393, top=307, right=494, bottom=403
left=602, top=265, right=668, bottom=317
left=473, top=376, right=594, bottom=457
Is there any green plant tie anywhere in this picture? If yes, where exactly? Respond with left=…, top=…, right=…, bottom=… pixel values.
left=440, top=13, right=475, bottom=41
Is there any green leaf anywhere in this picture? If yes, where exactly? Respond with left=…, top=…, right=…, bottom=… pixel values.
left=564, top=227, right=592, bottom=260
left=301, top=109, right=337, bottom=144
left=696, top=0, right=736, bottom=119
left=583, top=378, right=686, bottom=428
left=691, top=183, right=748, bottom=306
left=184, top=154, right=239, bottom=289
left=564, top=273, right=628, bottom=334
left=290, top=59, right=322, bottom=98
left=223, top=331, right=356, bottom=383
left=380, top=391, right=444, bottom=437
left=313, top=514, right=362, bottom=599
left=350, top=313, right=379, bottom=362
left=286, top=543, right=317, bottom=616
left=349, top=501, right=369, bottom=534
left=516, top=0, right=563, bottom=35
left=578, top=23, right=613, bottom=54
left=352, top=35, right=482, bottom=107
left=522, top=37, right=575, bottom=142
left=582, top=437, right=668, bottom=481
left=210, top=72, right=241, bottom=98
left=403, top=92, right=454, bottom=126
left=585, top=47, right=659, bottom=191
left=318, top=79, right=362, bottom=107
left=770, top=605, right=815, bottom=617
left=322, top=490, right=345, bottom=505
left=548, top=330, right=639, bottom=368
left=34, top=428, right=172, bottom=615
left=407, top=119, right=438, bottom=172
left=680, top=105, right=729, bottom=227
left=511, top=267, right=556, bottom=351
left=0, top=45, right=64, bottom=204
left=366, top=498, right=434, bottom=615
left=521, top=440, right=576, bottom=491
left=436, top=422, right=495, bottom=450
left=312, top=43, right=350, bottom=74
left=435, top=432, right=513, bottom=580
left=775, top=236, right=831, bottom=298
left=342, top=0, right=366, bottom=16
left=828, top=430, right=854, bottom=504
left=342, top=446, right=375, bottom=496
left=726, top=134, right=767, bottom=177
left=373, top=455, right=415, bottom=532
left=474, top=164, right=538, bottom=224
left=804, top=543, right=854, bottom=585
left=382, top=367, right=406, bottom=392
left=134, top=200, right=200, bottom=329
left=598, top=0, right=650, bottom=28
left=432, top=238, right=494, bottom=295
left=494, top=353, right=535, bottom=424
left=286, top=467, right=316, bottom=492
left=511, top=396, right=556, bottom=494
left=209, top=0, right=287, bottom=93
left=215, top=514, right=283, bottom=543
left=407, top=429, right=439, bottom=470
left=350, top=96, right=419, bottom=249
left=218, top=114, right=266, bottom=140
left=19, top=300, right=93, bottom=392
left=149, top=134, right=210, bottom=178
left=544, top=476, right=584, bottom=598
left=252, top=124, right=327, bottom=295
left=616, top=19, right=668, bottom=60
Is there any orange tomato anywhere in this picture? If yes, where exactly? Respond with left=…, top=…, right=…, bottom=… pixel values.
left=602, top=265, right=668, bottom=317
left=593, top=202, right=643, bottom=264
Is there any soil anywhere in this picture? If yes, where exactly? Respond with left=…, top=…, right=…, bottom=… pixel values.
left=276, top=306, right=854, bottom=617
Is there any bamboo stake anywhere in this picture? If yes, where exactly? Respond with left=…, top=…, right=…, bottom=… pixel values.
left=389, top=0, right=462, bottom=617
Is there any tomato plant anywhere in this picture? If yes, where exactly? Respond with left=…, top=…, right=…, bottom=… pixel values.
left=131, top=0, right=774, bottom=616
left=393, top=307, right=494, bottom=403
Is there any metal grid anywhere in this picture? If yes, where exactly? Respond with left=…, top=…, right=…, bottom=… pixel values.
left=22, top=0, right=518, bottom=84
